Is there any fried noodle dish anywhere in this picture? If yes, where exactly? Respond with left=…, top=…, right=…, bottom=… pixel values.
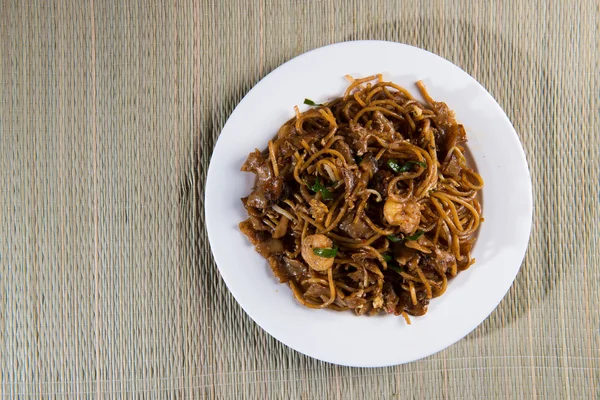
left=239, top=75, right=483, bottom=323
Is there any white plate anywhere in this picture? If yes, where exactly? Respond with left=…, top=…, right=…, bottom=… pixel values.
left=205, top=41, right=532, bottom=367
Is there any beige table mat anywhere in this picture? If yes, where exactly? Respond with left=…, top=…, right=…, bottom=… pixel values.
left=1, top=1, right=599, bottom=398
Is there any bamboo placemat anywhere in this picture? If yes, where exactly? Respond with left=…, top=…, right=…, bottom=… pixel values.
left=1, top=1, right=598, bottom=398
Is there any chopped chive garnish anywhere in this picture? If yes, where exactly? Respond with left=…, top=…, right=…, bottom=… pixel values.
left=304, top=98, right=323, bottom=106
left=387, top=159, right=427, bottom=173
left=306, top=176, right=333, bottom=200
left=389, top=264, right=404, bottom=274
left=405, top=230, right=425, bottom=241
left=386, top=234, right=402, bottom=243
left=387, top=230, right=425, bottom=243
left=313, top=246, right=338, bottom=258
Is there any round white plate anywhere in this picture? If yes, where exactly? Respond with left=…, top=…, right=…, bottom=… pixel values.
left=205, top=41, right=532, bottom=367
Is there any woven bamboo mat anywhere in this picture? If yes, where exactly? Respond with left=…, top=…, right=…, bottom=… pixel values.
left=1, top=1, right=599, bottom=398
